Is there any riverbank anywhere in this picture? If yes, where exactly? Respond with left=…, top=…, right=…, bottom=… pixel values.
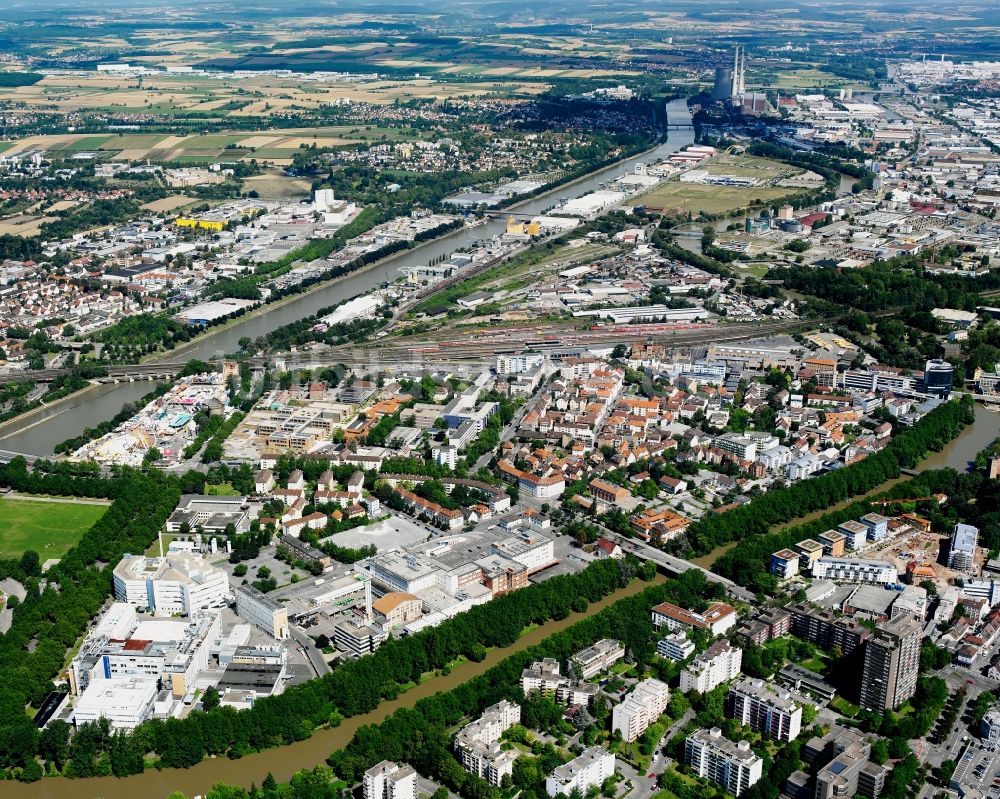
left=9, top=573, right=665, bottom=799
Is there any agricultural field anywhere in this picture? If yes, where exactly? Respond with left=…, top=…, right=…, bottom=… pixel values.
left=0, top=497, right=107, bottom=560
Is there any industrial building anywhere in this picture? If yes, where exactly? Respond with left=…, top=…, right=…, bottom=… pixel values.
left=113, top=552, right=231, bottom=615
left=70, top=603, right=220, bottom=702
left=235, top=584, right=289, bottom=640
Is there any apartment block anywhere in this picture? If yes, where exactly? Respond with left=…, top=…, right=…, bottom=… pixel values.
left=811, top=557, right=897, bottom=584
left=651, top=601, right=737, bottom=636
left=860, top=615, right=922, bottom=712
left=685, top=728, right=762, bottom=798
left=363, top=761, right=417, bottom=799
left=727, top=678, right=802, bottom=742
left=570, top=639, right=625, bottom=679
left=680, top=640, right=743, bottom=694
left=455, top=700, right=521, bottom=786
left=657, top=632, right=696, bottom=662
left=545, top=746, right=615, bottom=797
left=788, top=603, right=871, bottom=655
left=770, top=549, right=801, bottom=580
left=612, top=678, right=670, bottom=742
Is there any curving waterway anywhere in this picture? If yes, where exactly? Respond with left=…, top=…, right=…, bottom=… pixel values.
left=0, top=102, right=695, bottom=457
left=8, top=574, right=665, bottom=799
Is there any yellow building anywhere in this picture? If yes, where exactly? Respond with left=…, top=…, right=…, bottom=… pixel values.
left=175, top=218, right=225, bottom=232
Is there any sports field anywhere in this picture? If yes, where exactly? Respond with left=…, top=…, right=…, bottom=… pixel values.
left=0, top=497, right=107, bottom=559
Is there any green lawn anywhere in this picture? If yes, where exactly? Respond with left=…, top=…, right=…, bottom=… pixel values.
left=0, top=498, right=107, bottom=559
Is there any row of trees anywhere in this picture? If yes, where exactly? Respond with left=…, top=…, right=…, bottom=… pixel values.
left=682, top=396, right=973, bottom=561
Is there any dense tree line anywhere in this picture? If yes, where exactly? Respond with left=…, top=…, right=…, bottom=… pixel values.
left=682, top=396, right=972, bottom=561
left=773, top=256, right=1000, bottom=315
left=0, top=471, right=181, bottom=777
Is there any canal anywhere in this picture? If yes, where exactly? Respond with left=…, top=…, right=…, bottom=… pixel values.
left=0, top=101, right=695, bottom=456
left=9, top=574, right=666, bottom=799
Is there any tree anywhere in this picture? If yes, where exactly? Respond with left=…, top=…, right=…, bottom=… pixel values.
left=202, top=686, right=220, bottom=710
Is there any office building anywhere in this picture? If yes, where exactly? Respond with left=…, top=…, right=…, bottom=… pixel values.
left=235, top=584, right=289, bottom=640
left=685, top=728, right=762, bottom=798
left=335, top=616, right=386, bottom=657
left=546, top=746, right=615, bottom=797
left=456, top=700, right=521, bottom=785
left=113, top=552, right=231, bottom=615
left=726, top=678, right=802, bottom=742
left=950, top=523, right=980, bottom=573
left=657, top=632, right=696, bottom=662
left=859, top=615, right=922, bottom=712
left=804, top=726, right=886, bottom=799
left=166, top=494, right=251, bottom=534
left=680, top=640, right=743, bottom=694
left=923, top=359, right=954, bottom=398
left=612, top=679, right=670, bottom=742
left=363, top=761, right=417, bottom=799
left=570, top=639, right=625, bottom=679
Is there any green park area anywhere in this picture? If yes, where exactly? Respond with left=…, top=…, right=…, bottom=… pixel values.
left=0, top=497, right=107, bottom=559
left=641, top=182, right=799, bottom=215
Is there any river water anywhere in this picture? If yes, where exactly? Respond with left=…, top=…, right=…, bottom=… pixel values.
left=8, top=574, right=664, bottom=799
left=0, top=102, right=696, bottom=456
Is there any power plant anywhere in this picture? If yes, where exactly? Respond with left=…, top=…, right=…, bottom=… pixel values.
left=711, top=67, right=733, bottom=101
left=731, top=45, right=747, bottom=98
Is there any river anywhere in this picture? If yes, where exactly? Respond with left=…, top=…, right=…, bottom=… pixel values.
left=9, top=573, right=665, bottom=799
left=0, top=101, right=695, bottom=457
